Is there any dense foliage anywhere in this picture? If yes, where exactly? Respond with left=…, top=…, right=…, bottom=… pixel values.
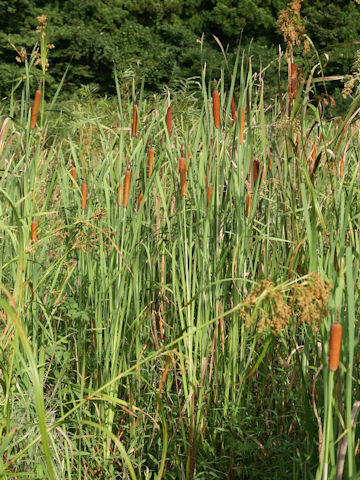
left=1, top=0, right=360, bottom=112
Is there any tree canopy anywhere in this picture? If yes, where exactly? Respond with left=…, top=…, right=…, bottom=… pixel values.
left=1, top=0, right=359, bottom=110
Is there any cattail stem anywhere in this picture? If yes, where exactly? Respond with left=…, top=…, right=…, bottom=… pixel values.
left=81, top=182, right=87, bottom=210
left=212, top=84, right=220, bottom=129
left=30, top=85, right=41, bottom=129
left=132, top=104, right=138, bottom=137
left=123, top=170, right=131, bottom=207
left=329, top=322, right=342, bottom=371
left=31, top=221, right=37, bottom=243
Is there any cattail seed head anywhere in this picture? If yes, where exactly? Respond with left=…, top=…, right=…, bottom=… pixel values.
left=179, top=157, right=188, bottom=196
left=207, top=185, right=212, bottom=212
left=30, top=87, right=41, bottom=129
left=329, top=322, right=342, bottom=371
left=71, top=167, right=76, bottom=187
left=31, top=221, right=37, bottom=243
left=123, top=170, right=131, bottom=207
left=138, top=193, right=143, bottom=208
left=132, top=104, right=138, bottom=137
left=148, top=147, right=154, bottom=177
left=81, top=182, right=87, bottom=210
left=246, top=193, right=252, bottom=217
left=253, top=160, right=260, bottom=186
left=290, top=62, right=297, bottom=100
left=212, top=86, right=220, bottom=129
left=231, top=96, right=236, bottom=125
left=165, top=106, right=172, bottom=136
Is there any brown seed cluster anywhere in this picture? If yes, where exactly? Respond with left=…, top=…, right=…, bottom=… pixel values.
left=241, top=273, right=332, bottom=335
left=241, top=280, right=291, bottom=335
left=291, top=273, right=332, bottom=331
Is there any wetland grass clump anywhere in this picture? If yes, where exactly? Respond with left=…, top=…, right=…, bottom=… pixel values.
left=1, top=26, right=359, bottom=480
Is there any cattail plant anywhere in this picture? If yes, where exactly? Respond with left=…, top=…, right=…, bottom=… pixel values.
left=132, top=104, right=138, bottom=137
left=148, top=147, right=154, bottom=177
left=231, top=96, right=236, bottom=125
left=246, top=192, right=252, bottom=217
left=71, top=167, right=76, bottom=187
left=165, top=106, right=172, bottom=136
left=269, top=147, right=273, bottom=172
left=138, top=193, right=143, bottom=208
left=290, top=62, right=298, bottom=100
left=212, top=80, right=220, bottom=129
left=117, top=183, right=123, bottom=206
left=81, top=182, right=87, bottom=210
left=240, top=106, right=245, bottom=144
left=206, top=185, right=212, bottom=212
left=31, top=221, right=37, bottom=243
left=179, top=157, right=188, bottom=197
left=253, top=160, right=260, bottom=186
left=329, top=323, right=342, bottom=371
left=30, top=81, right=42, bottom=129
left=123, top=170, right=131, bottom=207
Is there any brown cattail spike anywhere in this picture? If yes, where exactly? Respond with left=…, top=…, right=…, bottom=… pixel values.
left=253, top=160, right=260, bottom=186
left=246, top=193, right=252, bottom=217
left=290, top=63, right=297, bottom=100
left=212, top=85, right=220, bottom=129
left=81, top=182, right=87, bottom=210
left=329, top=323, right=342, bottom=371
left=269, top=147, right=273, bottom=172
left=165, top=106, right=172, bottom=136
left=123, top=170, right=131, bottom=207
left=148, top=147, right=154, bottom=177
left=30, top=86, right=41, bottom=129
left=179, top=157, right=188, bottom=197
left=207, top=185, right=212, bottom=212
left=132, top=104, right=138, bottom=137
left=138, top=193, right=143, bottom=208
left=240, top=106, right=245, bottom=144
left=231, top=96, right=236, bottom=125
left=71, top=167, right=76, bottom=187
left=31, top=221, right=37, bottom=243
